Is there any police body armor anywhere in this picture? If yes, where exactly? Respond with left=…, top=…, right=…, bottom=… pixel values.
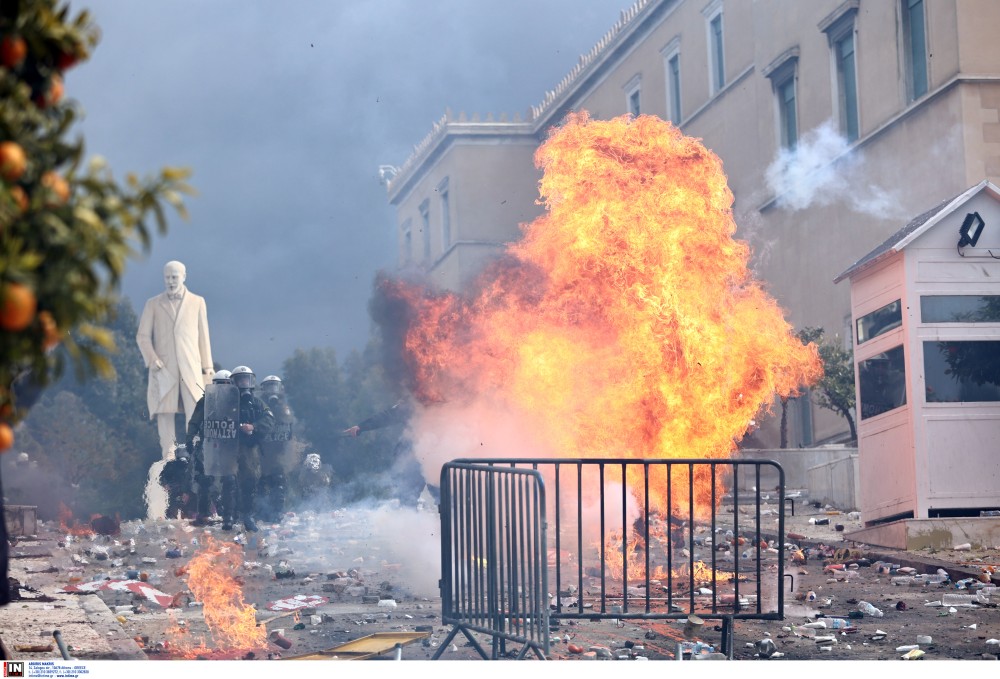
left=202, top=382, right=240, bottom=477
left=260, top=397, right=293, bottom=475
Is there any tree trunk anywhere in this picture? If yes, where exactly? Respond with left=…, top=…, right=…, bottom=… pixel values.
left=843, top=407, right=857, bottom=443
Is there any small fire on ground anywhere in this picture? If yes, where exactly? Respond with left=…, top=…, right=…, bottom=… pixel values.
left=165, top=536, right=266, bottom=658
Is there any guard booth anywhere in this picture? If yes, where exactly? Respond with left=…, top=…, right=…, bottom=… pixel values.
left=834, top=180, right=1000, bottom=529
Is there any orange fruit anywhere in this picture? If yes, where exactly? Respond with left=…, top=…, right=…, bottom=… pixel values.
left=0, top=35, right=26, bottom=69
left=0, top=141, right=27, bottom=183
left=0, top=281, right=38, bottom=331
left=41, top=171, right=69, bottom=205
left=0, top=423, right=13, bottom=452
left=37, top=74, right=64, bottom=108
left=8, top=185, right=28, bottom=213
left=56, top=49, right=79, bottom=72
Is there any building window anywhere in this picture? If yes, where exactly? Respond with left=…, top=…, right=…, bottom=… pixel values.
left=856, top=300, right=902, bottom=344
left=921, top=295, right=1000, bottom=323
left=764, top=48, right=800, bottom=151
left=401, top=219, right=412, bottom=264
left=824, top=10, right=860, bottom=142
left=438, top=178, right=451, bottom=250
left=706, top=7, right=725, bottom=94
left=419, top=199, right=431, bottom=261
left=924, top=341, right=1000, bottom=403
left=662, top=37, right=682, bottom=124
left=628, top=89, right=641, bottom=116
left=624, top=74, right=642, bottom=116
left=902, top=0, right=928, bottom=100
left=835, top=30, right=858, bottom=140
left=777, top=76, right=797, bottom=150
left=668, top=53, right=682, bottom=123
left=858, top=345, right=907, bottom=419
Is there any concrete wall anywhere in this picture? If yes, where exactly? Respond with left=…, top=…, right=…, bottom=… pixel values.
left=736, top=446, right=859, bottom=510
left=806, top=453, right=860, bottom=512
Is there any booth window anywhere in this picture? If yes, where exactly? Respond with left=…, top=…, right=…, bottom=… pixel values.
left=859, top=345, right=907, bottom=419
left=921, top=295, right=1000, bottom=323
left=856, top=299, right=902, bottom=344
left=924, top=340, right=1000, bottom=403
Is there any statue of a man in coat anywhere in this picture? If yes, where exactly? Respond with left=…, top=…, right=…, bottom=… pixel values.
left=136, top=260, right=215, bottom=461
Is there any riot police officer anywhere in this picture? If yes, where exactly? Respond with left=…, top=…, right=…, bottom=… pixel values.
left=257, top=375, right=293, bottom=524
left=186, top=369, right=236, bottom=528
left=230, top=365, right=275, bottom=532
left=159, top=443, right=196, bottom=520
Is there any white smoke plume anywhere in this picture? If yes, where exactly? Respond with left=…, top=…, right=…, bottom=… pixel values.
left=366, top=503, right=441, bottom=597
left=407, top=395, right=556, bottom=484
left=765, top=120, right=906, bottom=220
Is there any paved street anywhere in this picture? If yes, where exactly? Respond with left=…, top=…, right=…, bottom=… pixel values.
left=2, top=498, right=998, bottom=662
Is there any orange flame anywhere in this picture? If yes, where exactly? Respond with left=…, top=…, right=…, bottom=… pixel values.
left=58, top=503, right=94, bottom=536
left=386, top=112, right=821, bottom=511
left=167, top=537, right=266, bottom=657
left=600, top=526, right=742, bottom=584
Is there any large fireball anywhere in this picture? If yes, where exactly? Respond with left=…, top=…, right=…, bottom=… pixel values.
left=382, top=112, right=821, bottom=512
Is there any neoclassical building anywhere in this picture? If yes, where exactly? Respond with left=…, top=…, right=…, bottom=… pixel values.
left=382, top=0, right=1000, bottom=450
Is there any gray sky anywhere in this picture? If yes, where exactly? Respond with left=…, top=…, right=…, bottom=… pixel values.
left=67, top=0, right=629, bottom=376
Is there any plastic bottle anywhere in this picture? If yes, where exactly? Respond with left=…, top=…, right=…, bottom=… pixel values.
left=858, top=601, right=884, bottom=618
left=827, top=618, right=851, bottom=630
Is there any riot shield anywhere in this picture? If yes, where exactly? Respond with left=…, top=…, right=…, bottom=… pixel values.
left=260, top=398, right=293, bottom=473
left=203, top=382, right=239, bottom=477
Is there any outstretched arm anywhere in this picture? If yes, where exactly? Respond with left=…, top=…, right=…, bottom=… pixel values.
left=342, top=400, right=410, bottom=436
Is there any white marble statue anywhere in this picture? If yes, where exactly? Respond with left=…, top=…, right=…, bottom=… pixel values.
left=136, top=260, right=215, bottom=461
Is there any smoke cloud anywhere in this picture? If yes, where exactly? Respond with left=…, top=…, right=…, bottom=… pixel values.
left=407, top=396, right=554, bottom=484
left=366, top=503, right=440, bottom=597
left=765, top=120, right=906, bottom=220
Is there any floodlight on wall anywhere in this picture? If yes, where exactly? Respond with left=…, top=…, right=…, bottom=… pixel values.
left=957, top=211, right=985, bottom=248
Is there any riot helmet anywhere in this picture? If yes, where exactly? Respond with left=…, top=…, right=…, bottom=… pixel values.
left=231, top=365, right=256, bottom=392
left=261, top=375, right=283, bottom=397
left=212, top=369, right=232, bottom=384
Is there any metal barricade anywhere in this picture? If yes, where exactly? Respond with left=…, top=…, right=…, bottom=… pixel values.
left=437, top=458, right=786, bottom=659
left=436, top=462, right=549, bottom=659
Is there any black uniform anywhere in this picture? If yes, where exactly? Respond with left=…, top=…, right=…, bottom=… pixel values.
left=235, top=390, right=275, bottom=531
left=185, top=395, right=215, bottom=524
left=356, top=399, right=411, bottom=433
left=185, top=387, right=274, bottom=530
left=257, top=389, right=293, bottom=523
left=158, top=444, right=197, bottom=519
left=349, top=399, right=430, bottom=506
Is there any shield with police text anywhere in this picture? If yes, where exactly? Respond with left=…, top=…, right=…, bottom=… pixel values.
left=260, top=398, right=293, bottom=473
left=203, top=382, right=239, bottom=477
